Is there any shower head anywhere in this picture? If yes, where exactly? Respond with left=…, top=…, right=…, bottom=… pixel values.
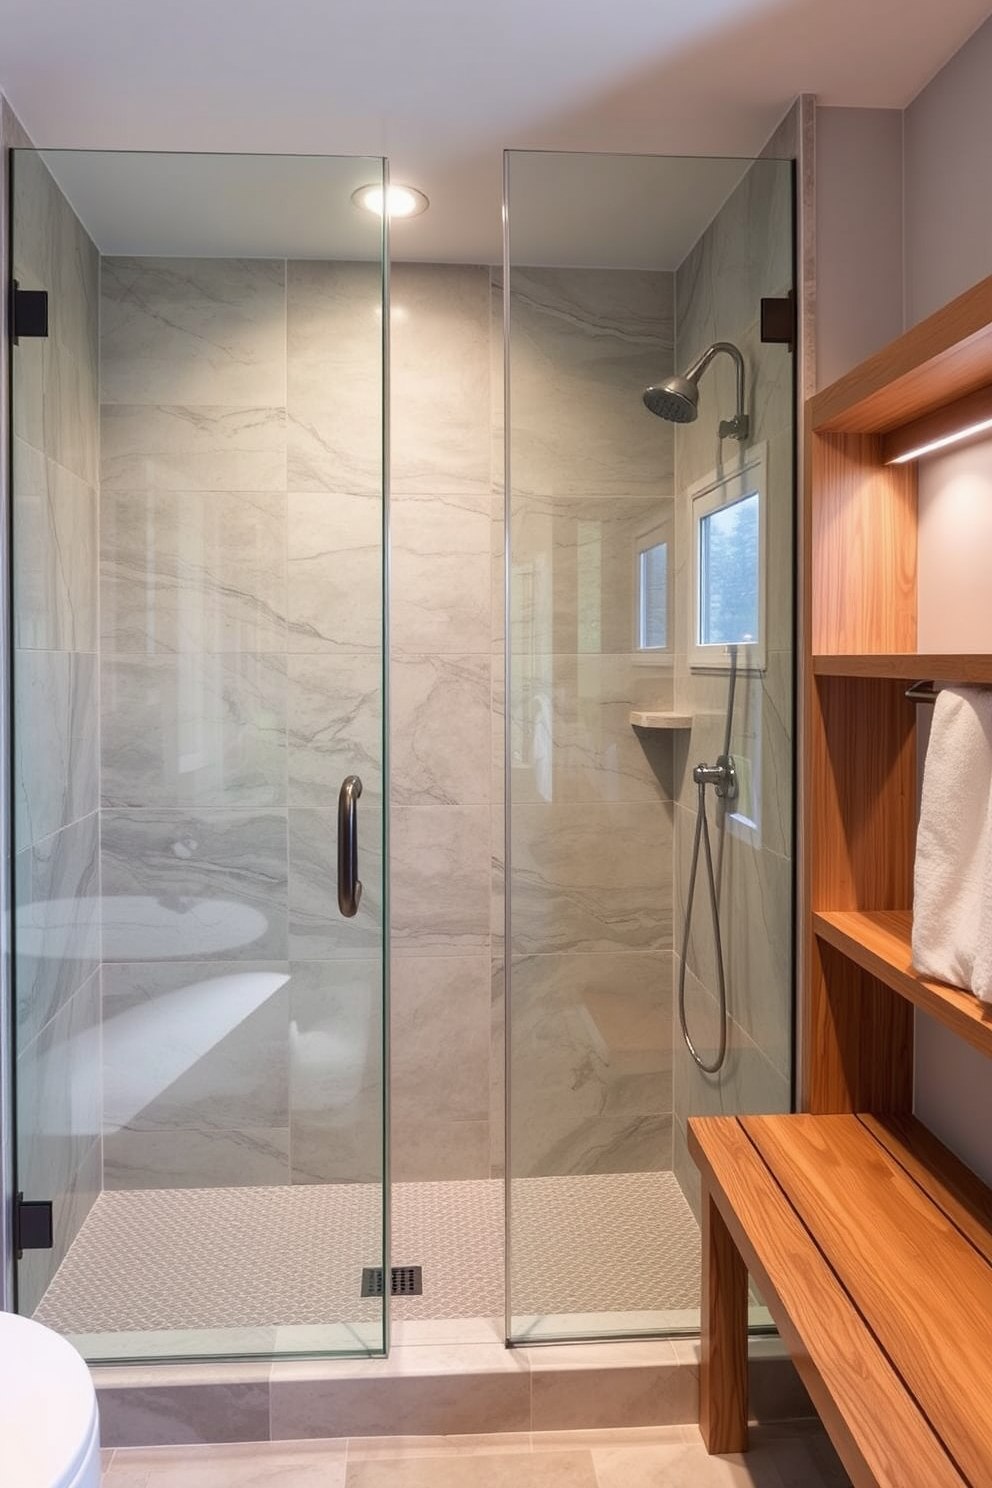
left=643, top=340, right=749, bottom=441
left=642, top=374, right=699, bottom=424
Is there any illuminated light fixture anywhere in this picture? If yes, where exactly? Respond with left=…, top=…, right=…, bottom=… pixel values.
left=351, top=183, right=429, bottom=219
left=883, top=384, right=992, bottom=464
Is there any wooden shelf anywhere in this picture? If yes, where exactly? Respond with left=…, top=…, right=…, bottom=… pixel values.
left=629, top=710, right=693, bottom=730
left=812, top=654, right=992, bottom=683
left=813, top=909, right=992, bottom=1060
left=811, top=273, right=992, bottom=434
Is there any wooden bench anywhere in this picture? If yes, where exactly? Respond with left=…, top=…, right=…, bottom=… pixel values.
left=689, top=1112, right=992, bottom=1488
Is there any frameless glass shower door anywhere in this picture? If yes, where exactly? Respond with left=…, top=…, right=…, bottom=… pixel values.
left=503, top=148, right=795, bottom=1342
left=10, top=149, right=389, bottom=1362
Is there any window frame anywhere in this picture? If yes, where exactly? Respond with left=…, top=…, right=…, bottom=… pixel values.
left=688, top=442, right=767, bottom=673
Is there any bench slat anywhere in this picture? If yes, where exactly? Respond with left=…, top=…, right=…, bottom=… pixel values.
left=688, top=1116, right=965, bottom=1488
left=744, top=1114, right=992, bottom=1487
left=859, top=1112, right=992, bottom=1269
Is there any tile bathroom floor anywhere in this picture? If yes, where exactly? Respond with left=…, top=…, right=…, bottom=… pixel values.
left=100, top=1422, right=852, bottom=1487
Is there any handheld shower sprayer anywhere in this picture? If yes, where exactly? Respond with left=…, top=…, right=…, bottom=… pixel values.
left=643, top=341, right=749, bottom=442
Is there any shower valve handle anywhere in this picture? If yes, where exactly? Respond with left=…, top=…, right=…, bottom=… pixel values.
left=692, top=754, right=738, bottom=801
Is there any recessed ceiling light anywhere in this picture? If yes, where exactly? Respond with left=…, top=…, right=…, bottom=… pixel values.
left=351, top=184, right=429, bottom=219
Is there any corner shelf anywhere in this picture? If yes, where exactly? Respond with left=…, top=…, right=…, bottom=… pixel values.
left=629, top=711, right=693, bottom=730
left=813, top=909, right=992, bottom=1061
left=813, top=655, right=992, bottom=683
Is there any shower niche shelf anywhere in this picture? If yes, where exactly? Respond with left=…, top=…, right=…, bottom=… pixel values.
left=629, top=710, right=693, bottom=730
left=804, top=270, right=992, bottom=1114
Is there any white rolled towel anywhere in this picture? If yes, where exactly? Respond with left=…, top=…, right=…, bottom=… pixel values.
left=912, top=686, right=992, bottom=1000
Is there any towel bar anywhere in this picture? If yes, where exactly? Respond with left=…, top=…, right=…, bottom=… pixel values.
left=905, top=680, right=939, bottom=704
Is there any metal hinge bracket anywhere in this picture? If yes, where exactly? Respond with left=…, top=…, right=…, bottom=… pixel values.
left=14, top=1194, right=53, bottom=1255
left=11, top=283, right=49, bottom=342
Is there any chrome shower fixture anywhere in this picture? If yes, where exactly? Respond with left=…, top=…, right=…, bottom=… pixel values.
left=643, top=341, right=750, bottom=441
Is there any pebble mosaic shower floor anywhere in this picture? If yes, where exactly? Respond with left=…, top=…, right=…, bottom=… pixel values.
left=34, top=1172, right=700, bottom=1335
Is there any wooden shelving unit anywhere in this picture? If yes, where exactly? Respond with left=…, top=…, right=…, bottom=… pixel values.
left=804, top=272, right=992, bottom=1114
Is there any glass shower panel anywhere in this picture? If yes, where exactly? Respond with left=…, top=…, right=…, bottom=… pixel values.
left=10, top=149, right=389, bottom=1363
left=504, top=150, right=795, bottom=1342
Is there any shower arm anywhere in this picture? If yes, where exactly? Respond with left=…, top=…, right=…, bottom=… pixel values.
left=684, top=342, right=749, bottom=441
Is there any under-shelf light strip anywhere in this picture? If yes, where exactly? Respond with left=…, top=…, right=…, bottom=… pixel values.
left=888, top=415, right=992, bottom=464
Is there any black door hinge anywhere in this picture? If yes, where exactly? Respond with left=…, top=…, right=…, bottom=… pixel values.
left=14, top=1193, right=53, bottom=1255
left=11, top=283, right=49, bottom=343
left=760, top=290, right=795, bottom=351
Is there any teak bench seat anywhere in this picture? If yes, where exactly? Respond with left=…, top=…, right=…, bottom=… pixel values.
left=688, top=1112, right=992, bottom=1488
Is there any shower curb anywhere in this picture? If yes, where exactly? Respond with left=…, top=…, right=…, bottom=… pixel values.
left=93, top=1335, right=811, bottom=1447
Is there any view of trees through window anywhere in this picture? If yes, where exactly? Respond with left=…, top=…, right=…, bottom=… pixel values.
left=699, top=490, right=759, bottom=646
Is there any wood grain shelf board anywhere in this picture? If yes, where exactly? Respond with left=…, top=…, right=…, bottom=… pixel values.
left=812, top=654, right=992, bottom=683
left=810, top=273, right=992, bottom=434
left=813, top=909, right=992, bottom=1059
left=629, top=710, right=693, bottom=730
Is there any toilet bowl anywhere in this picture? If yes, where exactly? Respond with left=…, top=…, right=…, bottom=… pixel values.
left=0, top=1312, right=100, bottom=1488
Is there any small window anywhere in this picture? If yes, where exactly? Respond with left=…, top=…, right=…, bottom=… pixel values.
left=633, top=504, right=674, bottom=663
left=689, top=445, right=766, bottom=670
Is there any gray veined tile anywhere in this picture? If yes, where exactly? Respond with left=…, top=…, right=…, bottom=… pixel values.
left=12, top=146, right=99, bottom=361
left=15, top=810, right=101, bottom=1048
left=287, top=653, right=383, bottom=808
left=288, top=806, right=384, bottom=958
left=13, top=649, right=99, bottom=850
left=101, top=653, right=288, bottom=808
left=288, top=959, right=384, bottom=1184
left=287, top=491, right=384, bottom=654
left=510, top=802, right=673, bottom=955
left=390, top=956, right=491, bottom=1125
left=12, top=438, right=98, bottom=653
left=287, top=259, right=383, bottom=498
left=100, top=257, right=286, bottom=406
left=102, top=960, right=291, bottom=1134
left=100, top=809, right=289, bottom=962
left=101, top=404, right=286, bottom=493
left=103, top=1124, right=291, bottom=1192
left=391, top=653, right=491, bottom=806
left=100, top=488, right=287, bottom=653
left=391, top=493, right=491, bottom=655
left=390, top=263, right=492, bottom=496
left=390, top=805, right=491, bottom=957
left=12, top=330, right=100, bottom=487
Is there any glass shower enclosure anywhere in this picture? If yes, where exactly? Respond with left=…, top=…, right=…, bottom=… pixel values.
left=10, top=149, right=390, bottom=1361
left=502, top=149, right=796, bottom=1342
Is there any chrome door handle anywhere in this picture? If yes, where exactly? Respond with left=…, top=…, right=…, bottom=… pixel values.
left=337, top=775, right=363, bottom=918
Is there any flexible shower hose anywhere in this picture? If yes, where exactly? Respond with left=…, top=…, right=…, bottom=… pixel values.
left=677, top=774, right=729, bottom=1074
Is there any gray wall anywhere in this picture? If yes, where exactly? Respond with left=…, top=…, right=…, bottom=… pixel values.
left=671, top=155, right=795, bottom=1214
left=11, top=149, right=102, bottom=1314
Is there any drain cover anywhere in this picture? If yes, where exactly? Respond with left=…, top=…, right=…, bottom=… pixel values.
left=361, top=1265, right=423, bottom=1298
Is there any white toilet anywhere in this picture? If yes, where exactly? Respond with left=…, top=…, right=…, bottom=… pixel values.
left=0, top=1312, right=101, bottom=1488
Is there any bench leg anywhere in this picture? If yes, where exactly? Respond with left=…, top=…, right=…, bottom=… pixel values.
left=701, top=1185, right=748, bottom=1454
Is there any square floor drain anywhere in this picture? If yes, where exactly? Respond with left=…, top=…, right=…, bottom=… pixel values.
left=361, top=1265, right=423, bottom=1298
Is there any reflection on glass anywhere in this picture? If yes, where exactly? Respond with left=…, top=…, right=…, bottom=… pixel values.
left=639, top=541, right=669, bottom=650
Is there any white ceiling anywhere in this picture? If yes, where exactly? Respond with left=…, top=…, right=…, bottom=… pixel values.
left=1, top=0, right=989, bottom=263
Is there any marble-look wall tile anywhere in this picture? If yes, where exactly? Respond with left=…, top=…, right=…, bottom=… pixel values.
left=287, top=490, right=383, bottom=655
left=504, top=266, right=674, bottom=499
left=101, top=404, right=287, bottom=493
left=391, top=264, right=492, bottom=496
left=392, top=1120, right=491, bottom=1182
left=12, top=328, right=99, bottom=487
left=16, top=969, right=102, bottom=1305
left=508, top=951, right=672, bottom=1177
left=15, top=809, right=100, bottom=1048
left=13, top=438, right=98, bottom=653
left=101, top=653, right=288, bottom=808
left=391, top=956, right=491, bottom=1125
left=391, top=806, right=491, bottom=958
left=14, top=650, right=98, bottom=848
left=101, top=809, right=289, bottom=961
left=391, top=493, right=491, bottom=655
left=288, top=806, right=383, bottom=958
left=288, top=653, right=382, bottom=806
left=287, top=259, right=383, bottom=497
left=12, top=147, right=99, bottom=360
left=509, top=802, right=673, bottom=956
left=102, top=961, right=290, bottom=1134
left=101, top=488, right=288, bottom=654
left=672, top=965, right=790, bottom=1130
left=104, top=1125, right=291, bottom=1191
left=391, top=654, right=491, bottom=806
left=288, top=959, right=384, bottom=1184
left=101, top=258, right=286, bottom=407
